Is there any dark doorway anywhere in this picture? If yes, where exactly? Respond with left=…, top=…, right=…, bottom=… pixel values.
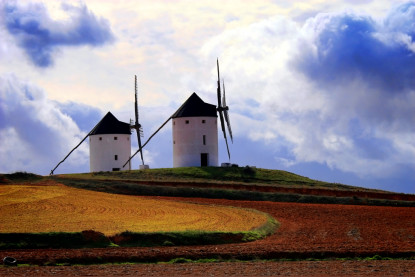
left=201, top=153, right=208, bottom=167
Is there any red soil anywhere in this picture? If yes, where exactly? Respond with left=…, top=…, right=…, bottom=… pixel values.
left=1, top=260, right=414, bottom=276
left=1, top=188, right=415, bottom=276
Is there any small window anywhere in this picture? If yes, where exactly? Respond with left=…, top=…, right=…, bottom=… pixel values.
left=114, top=137, right=118, bottom=140
left=173, top=140, right=175, bottom=144
left=112, top=168, right=120, bottom=171
left=127, top=137, right=129, bottom=141
left=203, top=135, right=206, bottom=145
left=202, top=120, right=206, bottom=124
left=185, top=120, right=189, bottom=124
left=99, top=137, right=102, bottom=141
left=173, top=121, right=176, bottom=125
left=114, top=155, right=118, bottom=160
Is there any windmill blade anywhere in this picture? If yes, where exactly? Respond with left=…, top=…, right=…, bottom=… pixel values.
left=134, top=76, right=139, bottom=125
left=134, top=75, right=145, bottom=165
left=222, top=80, right=233, bottom=143
left=216, top=58, right=230, bottom=160
left=123, top=116, right=172, bottom=168
left=216, top=58, right=222, bottom=109
left=136, top=125, right=144, bottom=165
left=219, top=110, right=231, bottom=160
left=223, top=109, right=232, bottom=143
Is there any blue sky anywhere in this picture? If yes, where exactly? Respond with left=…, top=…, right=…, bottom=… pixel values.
left=0, top=0, right=414, bottom=194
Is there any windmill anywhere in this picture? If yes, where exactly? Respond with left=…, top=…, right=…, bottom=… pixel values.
left=50, top=76, right=145, bottom=175
left=123, top=58, right=233, bottom=168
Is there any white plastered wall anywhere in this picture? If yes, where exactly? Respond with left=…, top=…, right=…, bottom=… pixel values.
left=172, top=116, right=218, bottom=167
left=89, top=134, right=131, bottom=172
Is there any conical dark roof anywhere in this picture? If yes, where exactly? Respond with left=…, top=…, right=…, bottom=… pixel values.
left=172, top=93, right=217, bottom=118
left=90, top=112, right=131, bottom=135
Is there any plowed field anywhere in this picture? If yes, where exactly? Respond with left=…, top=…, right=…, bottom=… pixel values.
left=1, top=181, right=415, bottom=276
left=0, top=182, right=268, bottom=235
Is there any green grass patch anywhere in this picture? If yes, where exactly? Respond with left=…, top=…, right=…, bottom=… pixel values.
left=60, top=167, right=373, bottom=192
left=0, top=172, right=44, bottom=184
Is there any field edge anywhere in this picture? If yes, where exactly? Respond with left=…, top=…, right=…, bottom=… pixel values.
left=0, top=214, right=278, bottom=249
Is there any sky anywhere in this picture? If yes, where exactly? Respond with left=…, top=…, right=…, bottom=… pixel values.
left=0, top=0, right=414, bottom=194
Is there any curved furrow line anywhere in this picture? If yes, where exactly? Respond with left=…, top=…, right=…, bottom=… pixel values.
left=0, top=183, right=269, bottom=235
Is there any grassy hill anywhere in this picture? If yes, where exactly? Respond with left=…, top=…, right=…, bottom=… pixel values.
left=46, top=167, right=415, bottom=207
left=57, top=167, right=372, bottom=191
left=2, top=168, right=414, bottom=206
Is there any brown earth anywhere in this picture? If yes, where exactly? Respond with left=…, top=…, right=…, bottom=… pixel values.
left=1, top=260, right=414, bottom=276
left=1, top=183, right=415, bottom=276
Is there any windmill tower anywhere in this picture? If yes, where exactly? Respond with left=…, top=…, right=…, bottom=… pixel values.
left=89, top=112, right=131, bottom=172
left=171, top=59, right=233, bottom=167
left=172, top=93, right=218, bottom=167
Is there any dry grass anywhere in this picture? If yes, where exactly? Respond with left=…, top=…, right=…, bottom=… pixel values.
left=0, top=182, right=269, bottom=236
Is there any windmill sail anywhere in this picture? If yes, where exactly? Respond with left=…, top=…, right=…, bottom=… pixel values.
left=216, top=58, right=231, bottom=160
left=134, top=75, right=145, bottom=165
left=222, top=80, right=233, bottom=143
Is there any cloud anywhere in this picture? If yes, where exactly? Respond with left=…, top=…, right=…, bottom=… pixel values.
left=0, top=74, right=99, bottom=174
left=2, top=1, right=114, bottom=67
left=383, top=1, right=415, bottom=40
left=293, top=5, right=415, bottom=92
left=55, top=101, right=102, bottom=133
left=289, top=2, right=415, bottom=174
left=201, top=2, right=415, bottom=181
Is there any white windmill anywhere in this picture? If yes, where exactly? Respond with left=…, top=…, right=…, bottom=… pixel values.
left=50, top=76, right=147, bottom=174
left=89, top=111, right=132, bottom=172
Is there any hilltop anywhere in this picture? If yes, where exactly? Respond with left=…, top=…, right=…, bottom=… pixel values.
left=48, top=167, right=415, bottom=206
left=55, top=167, right=367, bottom=189
left=2, top=168, right=414, bottom=206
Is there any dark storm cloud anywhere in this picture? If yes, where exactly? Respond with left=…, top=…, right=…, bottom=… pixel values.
left=293, top=2, right=415, bottom=93
left=3, top=2, right=114, bottom=67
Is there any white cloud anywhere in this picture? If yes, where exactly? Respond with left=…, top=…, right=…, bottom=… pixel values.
left=200, top=3, right=415, bottom=179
